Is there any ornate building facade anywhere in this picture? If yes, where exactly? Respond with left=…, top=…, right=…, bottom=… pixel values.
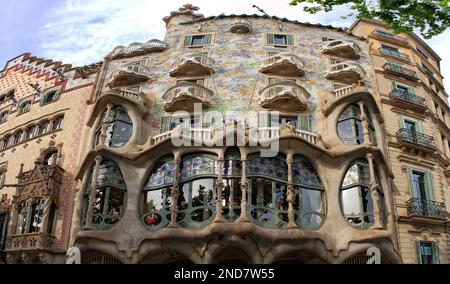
left=0, top=4, right=449, bottom=264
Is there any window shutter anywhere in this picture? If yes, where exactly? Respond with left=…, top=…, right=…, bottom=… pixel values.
left=391, top=81, right=398, bottom=91
left=408, top=86, right=415, bottom=95
left=203, top=34, right=212, bottom=45
left=54, top=90, right=61, bottom=100
left=160, top=117, right=171, bottom=133
left=286, top=35, right=294, bottom=46
left=259, top=111, right=270, bottom=127
left=267, top=34, right=275, bottom=45
left=424, top=172, right=435, bottom=202
left=417, top=121, right=424, bottom=133
left=406, top=167, right=417, bottom=198
left=415, top=241, right=422, bottom=264
left=183, top=36, right=193, bottom=47
left=432, top=243, right=440, bottom=264
left=298, top=114, right=311, bottom=132
left=398, top=115, right=405, bottom=129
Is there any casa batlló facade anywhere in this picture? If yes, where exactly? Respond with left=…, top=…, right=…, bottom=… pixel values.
left=0, top=4, right=449, bottom=264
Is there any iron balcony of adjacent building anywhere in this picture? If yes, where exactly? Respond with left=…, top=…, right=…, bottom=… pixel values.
left=320, top=40, right=360, bottom=60
left=170, top=53, right=215, bottom=77
left=396, top=128, right=436, bottom=153
left=371, top=30, right=409, bottom=47
left=389, top=89, right=427, bottom=110
left=162, top=81, right=214, bottom=112
left=324, top=61, right=365, bottom=85
left=378, top=48, right=410, bottom=62
left=260, top=52, right=306, bottom=77
left=108, top=63, right=151, bottom=88
left=383, top=63, right=418, bottom=82
left=406, top=198, right=448, bottom=220
left=259, top=81, right=311, bottom=112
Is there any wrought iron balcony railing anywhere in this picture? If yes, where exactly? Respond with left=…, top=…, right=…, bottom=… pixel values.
left=396, top=128, right=436, bottom=151
left=371, top=30, right=409, bottom=46
left=406, top=198, right=448, bottom=220
left=379, top=48, right=410, bottom=61
left=383, top=63, right=418, bottom=81
left=389, top=89, right=427, bottom=109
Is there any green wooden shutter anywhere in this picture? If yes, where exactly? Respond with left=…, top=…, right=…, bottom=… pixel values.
left=391, top=81, right=398, bottom=91
left=398, top=115, right=405, bottom=129
left=267, top=34, right=275, bottom=45
left=183, top=36, right=193, bottom=47
left=408, top=86, right=415, bottom=95
left=415, top=241, right=422, bottom=264
left=286, top=35, right=294, bottom=46
left=424, top=172, right=435, bottom=201
left=406, top=167, right=417, bottom=198
left=160, top=117, right=171, bottom=133
left=203, top=34, right=212, bottom=45
left=417, top=121, right=424, bottom=133
left=298, top=114, right=311, bottom=132
left=432, top=243, right=440, bottom=264
left=259, top=111, right=270, bottom=127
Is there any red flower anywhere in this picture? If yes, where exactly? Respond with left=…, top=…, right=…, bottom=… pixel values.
left=145, top=216, right=157, bottom=225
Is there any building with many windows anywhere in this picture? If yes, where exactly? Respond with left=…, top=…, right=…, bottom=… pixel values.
left=0, top=4, right=449, bottom=264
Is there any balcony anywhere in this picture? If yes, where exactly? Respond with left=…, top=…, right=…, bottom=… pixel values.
left=406, top=198, right=448, bottom=220
left=170, top=53, right=215, bottom=77
left=396, top=129, right=436, bottom=153
left=371, top=30, right=409, bottom=47
left=108, top=63, right=151, bottom=88
left=389, top=89, right=427, bottom=110
left=162, top=82, right=214, bottom=112
left=378, top=47, right=410, bottom=62
left=260, top=53, right=306, bottom=77
left=321, top=40, right=360, bottom=59
left=100, top=89, right=145, bottom=104
left=5, top=233, right=56, bottom=252
left=257, top=127, right=318, bottom=144
left=325, top=62, right=365, bottom=84
left=383, top=63, right=418, bottom=81
left=259, top=81, right=311, bottom=112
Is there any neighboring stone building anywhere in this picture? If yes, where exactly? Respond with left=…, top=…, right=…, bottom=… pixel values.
left=349, top=19, right=450, bottom=264
left=0, top=53, right=99, bottom=263
left=1, top=4, right=449, bottom=264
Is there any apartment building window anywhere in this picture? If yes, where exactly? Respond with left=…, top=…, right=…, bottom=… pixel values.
left=416, top=241, right=439, bottom=264
left=13, top=131, right=23, bottom=145
left=16, top=201, right=45, bottom=235
left=95, top=106, right=133, bottom=148
left=0, top=213, right=8, bottom=252
left=183, top=34, right=212, bottom=47
left=41, top=90, right=60, bottom=105
left=417, top=48, right=429, bottom=59
left=376, top=30, right=394, bottom=38
left=177, top=79, right=205, bottom=86
left=0, top=170, right=5, bottom=187
left=38, top=121, right=50, bottom=136
left=0, top=94, right=5, bottom=104
left=52, top=116, right=64, bottom=131
left=26, top=125, right=37, bottom=140
left=392, top=81, right=414, bottom=94
left=381, top=45, right=400, bottom=57
left=0, top=111, right=7, bottom=124
left=258, top=112, right=312, bottom=132
left=18, top=101, right=31, bottom=114
left=337, top=105, right=375, bottom=145
left=267, top=34, right=294, bottom=46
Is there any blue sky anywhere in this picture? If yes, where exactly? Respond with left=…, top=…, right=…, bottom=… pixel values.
left=1, top=0, right=449, bottom=91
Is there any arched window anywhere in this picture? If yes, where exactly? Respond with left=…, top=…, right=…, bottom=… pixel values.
left=43, top=151, right=58, bottom=165
left=38, top=121, right=50, bottom=136
left=42, top=91, right=59, bottom=105
left=82, top=159, right=127, bottom=230
left=142, top=156, right=175, bottom=230
left=222, top=147, right=243, bottom=221
left=337, top=105, right=375, bottom=145
left=247, top=153, right=288, bottom=228
left=19, top=101, right=31, bottom=114
left=340, top=159, right=385, bottom=229
left=95, top=106, right=132, bottom=148
left=293, top=155, right=326, bottom=230
left=0, top=111, right=8, bottom=124
left=178, top=154, right=219, bottom=228
left=13, top=131, right=23, bottom=145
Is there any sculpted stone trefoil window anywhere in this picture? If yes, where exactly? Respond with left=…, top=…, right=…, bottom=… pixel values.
left=96, top=106, right=133, bottom=148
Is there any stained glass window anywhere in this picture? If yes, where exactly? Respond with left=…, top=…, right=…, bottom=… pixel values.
left=247, top=154, right=288, bottom=181
left=292, top=156, right=322, bottom=187
left=181, top=154, right=219, bottom=180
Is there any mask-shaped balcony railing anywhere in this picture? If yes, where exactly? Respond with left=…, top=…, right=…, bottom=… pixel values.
left=383, top=63, right=418, bottom=81
left=260, top=53, right=306, bottom=77
left=396, top=129, right=436, bottom=153
left=100, top=89, right=144, bottom=104
left=406, top=198, right=448, bottom=220
left=259, top=81, right=311, bottom=112
left=170, top=53, right=215, bottom=77
left=325, top=62, right=365, bottom=84
left=162, top=82, right=214, bottom=112
left=389, top=89, right=427, bottom=110
left=108, top=63, right=151, bottom=88
left=321, top=40, right=360, bottom=59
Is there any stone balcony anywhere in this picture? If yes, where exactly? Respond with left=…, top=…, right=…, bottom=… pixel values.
left=321, top=40, right=360, bottom=59
left=383, top=63, right=418, bottom=82
left=170, top=53, right=215, bottom=77
left=371, top=30, right=409, bottom=47
left=389, top=89, right=427, bottom=111
left=108, top=63, right=151, bottom=88
left=162, top=82, right=214, bottom=112
left=100, top=89, right=145, bottom=104
left=396, top=128, right=436, bottom=154
left=325, top=61, right=365, bottom=84
left=260, top=52, right=306, bottom=77
left=406, top=198, right=448, bottom=221
left=5, top=233, right=56, bottom=252
left=259, top=81, right=311, bottom=112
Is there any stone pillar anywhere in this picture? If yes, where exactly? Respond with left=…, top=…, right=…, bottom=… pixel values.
left=214, top=158, right=226, bottom=223
left=24, top=200, right=33, bottom=233
left=84, top=155, right=102, bottom=229
left=97, top=103, right=114, bottom=147
left=367, top=153, right=383, bottom=230
left=48, top=118, right=55, bottom=133
left=40, top=198, right=53, bottom=234
left=359, top=101, right=371, bottom=145
left=286, top=153, right=296, bottom=228
left=443, top=136, right=450, bottom=158
left=238, top=158, right=249, bottom=223
left=168, top=154, right=181, bottom=228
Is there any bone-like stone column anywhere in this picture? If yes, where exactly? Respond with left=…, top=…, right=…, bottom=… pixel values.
left=214, top=157, right=226, bottom=223
left=286, top=153, right=297, bottom=228
left=97, top=103, right=114, bottom=147
left=359, top=101, right=371, bottom=145
left=237, top=157, right=250, bottom=223
left=84, top=155, right=102, bottom=229
left=168, top=154, right=181, bottom=228
left=367, top=153, right=383, bottom=230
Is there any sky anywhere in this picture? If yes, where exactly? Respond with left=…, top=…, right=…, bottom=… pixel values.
left=0, top=0, right=449, bottom=91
